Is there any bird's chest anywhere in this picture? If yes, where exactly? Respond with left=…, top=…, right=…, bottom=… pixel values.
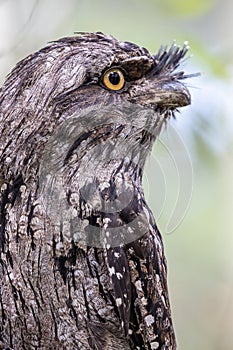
left=0, top=184, right=132, bottom=349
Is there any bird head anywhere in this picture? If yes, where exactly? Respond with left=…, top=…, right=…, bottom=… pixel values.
left=0, top=32, right=191, bottom=176
left=0, top=32, right=192, bottom=247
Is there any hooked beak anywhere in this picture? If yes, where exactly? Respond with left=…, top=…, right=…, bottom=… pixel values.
left=152, top=79, right=191, bottom=109
left=129, top=78, right=191, bottom=111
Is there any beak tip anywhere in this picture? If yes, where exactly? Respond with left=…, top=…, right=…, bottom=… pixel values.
left=163, top=81, right=191, bottom=109
left=181, top=88, right=191, bottom=107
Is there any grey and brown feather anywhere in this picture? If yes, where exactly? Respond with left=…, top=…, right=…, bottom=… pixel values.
left=0, top=33, right=191, bottom=349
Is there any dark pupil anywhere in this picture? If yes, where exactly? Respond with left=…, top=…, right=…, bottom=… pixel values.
left=109, top=71, right=120, bottom=85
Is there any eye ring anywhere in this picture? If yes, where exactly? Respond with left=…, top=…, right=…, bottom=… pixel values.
left=102, top=68, right=125, bottom=91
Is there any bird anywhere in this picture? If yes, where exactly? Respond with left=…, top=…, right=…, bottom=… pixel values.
left=0, top=32, right=191, bottom=350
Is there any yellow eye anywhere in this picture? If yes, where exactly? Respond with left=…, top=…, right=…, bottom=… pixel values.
left=102, top=68, right=125, bottom=91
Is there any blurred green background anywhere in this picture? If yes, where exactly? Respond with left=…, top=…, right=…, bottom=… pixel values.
left=0, top=0, right=232, bottom=349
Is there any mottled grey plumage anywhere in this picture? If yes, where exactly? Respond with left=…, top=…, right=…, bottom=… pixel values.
left=0, top=33, right=191, bottom=349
